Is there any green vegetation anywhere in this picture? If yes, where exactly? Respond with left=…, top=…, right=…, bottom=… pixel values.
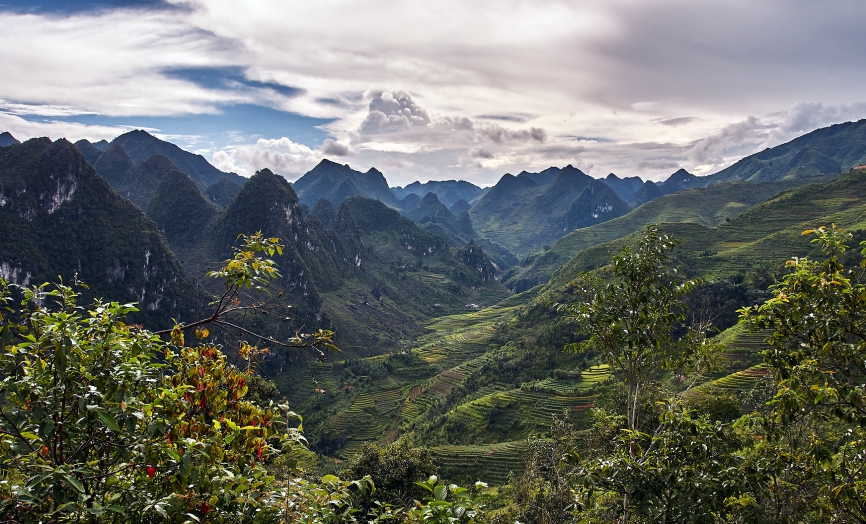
left=543, top=168, right=866, bottom=291
left=0, top=236, right=491, bottom=523
left=504, top=176, right=836, bottom=292
left=7, top=122, right=866, bottom=521
left=469, top=168, right=630, bottom=258
left=0, top=137, right=203, bottom=329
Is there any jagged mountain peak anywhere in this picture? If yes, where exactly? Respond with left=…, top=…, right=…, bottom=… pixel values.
left=73, top=139, right=102, bottom=165
left=292, top=160, right=397, bottom=207
left=205, top=175, right=242, bottom=207
left=0, top=137, right=201, bottom=326
left=147, top=168, right=219, bottom=241
left=110, top=129, right=244, bottom=189
left=419, top=191, right=441, bottom=205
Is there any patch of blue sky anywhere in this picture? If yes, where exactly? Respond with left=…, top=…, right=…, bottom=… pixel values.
left=0, top=0, right=177, bottom=13
left=162, top=66, right=304, bottom=98
left=14, top=103, right=335, bottom=148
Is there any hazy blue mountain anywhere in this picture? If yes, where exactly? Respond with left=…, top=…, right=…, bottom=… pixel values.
left=470, top=164, right=630, bottom=257
left=563, top=179, right=633, bottom=230
left=0, top=137, right=202, bottom=328
left=110, top=129, right=246, bottom=189
left=404, top=192, right=455, bottom=222
left=628, top=180, right=665, bottom=207
left=704, top=119, right=866, bottom=184
left=0, top=132, right=21, bottom=147
left=449, top=199, right=472, bottom=215
left=292, top=159, right=398, bottom=208
left=392, top=179, right=486, bottom=207
left=627, top=169, right=700, bottom=207
left=516, top=166, right=561, bottom=186
left=400, top=192, right=421, bottom=210
left=92, top=139, right=110, bottom=151
left=660, top=168, right=700, bottom=192
left=601, top=173, right=645, bottom=201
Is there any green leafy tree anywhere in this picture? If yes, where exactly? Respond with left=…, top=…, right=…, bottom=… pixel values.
left=0, top=233, right=333, bottom=522
left=575, top=402, right=744, bottom=524
left=561, top=226, right=719, bottom=431
left=344, top=437, right=436, bottom=513
left=560, top=226, right=726, bottom=524
left=514, top=414, right=580, bottom=524
left=739, top=224, right=866, bottom=522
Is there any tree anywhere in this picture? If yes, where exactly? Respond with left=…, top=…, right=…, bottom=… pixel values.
left=344, top=436, right=436, bottom=513
left=0, top=234, right=334, bottom=522
left=739, top=224, right=866, bottom=521
left=561, top=226, right=718, bottom=431
left=560, top=226, right=724, bottom=524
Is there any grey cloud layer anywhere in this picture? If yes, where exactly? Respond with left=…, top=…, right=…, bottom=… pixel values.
left=2, top=0, right=866, bottom=185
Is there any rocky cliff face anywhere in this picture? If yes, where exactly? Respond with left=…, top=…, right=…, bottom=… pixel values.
left=0, top=137, right=203, bottom=328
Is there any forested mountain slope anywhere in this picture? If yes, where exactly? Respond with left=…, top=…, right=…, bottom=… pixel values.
left=0, top=138, right=203, bottom=328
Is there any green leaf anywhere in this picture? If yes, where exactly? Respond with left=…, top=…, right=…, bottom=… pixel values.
left=62, top=473, right=85, bottom=493
left=96, top=410, right=121, bottom=432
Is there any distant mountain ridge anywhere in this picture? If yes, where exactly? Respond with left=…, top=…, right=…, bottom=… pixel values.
left=703, top=119, right=866, bottom=184
left=109, top=130, right=246, bottom=189
left=292, top=159, right=398, bottom=208
left=469, top=165, right=631, bottom=257
left=392, top=179, right=487, bottom=207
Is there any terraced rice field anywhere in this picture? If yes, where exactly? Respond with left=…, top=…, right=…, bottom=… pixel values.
left=443, top=387, right=597, bottom=435
left=317, top=302, right=525, bottom=455
left=431, top=440, right=529, bottom=485
left=328, top=388, right=403, bottom=459
left=692, top=328, right=771, bottom=395
left=709, top=365, right=769, bottom=390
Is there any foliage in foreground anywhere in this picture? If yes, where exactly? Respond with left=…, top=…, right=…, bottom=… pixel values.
left=0, top=233, right=489, bottom=523
left=518, top=224, right=866, bottom=523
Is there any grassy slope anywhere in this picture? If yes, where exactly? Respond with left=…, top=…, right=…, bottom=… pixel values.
left=543, top=170, right=866, bottom=291
left=504, top=176, right=835, bottom=292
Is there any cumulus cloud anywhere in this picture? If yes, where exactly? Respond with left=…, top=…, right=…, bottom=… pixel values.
left=686, top=116, right=770, bottom=167
left=764, top=101, right=866, bottom=148
left=472, top=148, right=494, bottom=159
left=359, top=90, right=431, bottom=135
left=478, top=124, right=546, bottom=144
left=322, top=138, right=351, bottom=156
left=211, top=149, right=242, bottom=173
left=3, top=1, right=866, bottom=186
left=212, top=136, right=359, bottom=178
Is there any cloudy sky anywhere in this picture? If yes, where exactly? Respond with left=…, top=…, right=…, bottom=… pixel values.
left=1, top=0, right=865, bottom=186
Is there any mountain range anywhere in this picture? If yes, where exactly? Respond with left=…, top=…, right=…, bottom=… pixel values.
left=0, top=137, right=202, bottom=328
left=392, top=179, right=488, bottom=207
left=5, top=117, right=866, bottom=479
